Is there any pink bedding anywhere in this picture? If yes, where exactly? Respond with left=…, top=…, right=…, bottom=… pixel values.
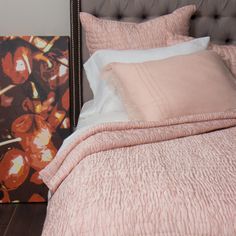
left=102, top=51, right=236, bottom=121
left=40, top=110, right=236, bottom=235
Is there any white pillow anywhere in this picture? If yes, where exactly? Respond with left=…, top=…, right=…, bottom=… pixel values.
left=84, top=37, right=210, bottom=114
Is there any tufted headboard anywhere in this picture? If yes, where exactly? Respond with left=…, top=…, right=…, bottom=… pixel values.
left=70, top=0, right=236, bottom=128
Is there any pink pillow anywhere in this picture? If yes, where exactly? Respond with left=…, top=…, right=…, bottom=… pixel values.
left=102, top=50, right=236, bottom=121
left=80, top=5, right=196, bottom=54
left=166, top=33, right=236, bottom=78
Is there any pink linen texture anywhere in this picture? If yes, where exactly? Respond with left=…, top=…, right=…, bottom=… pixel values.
left=102, top=50, right=236, bottom=121
left=40, top=110, right=236, bottom=236
left=166, top=32, right=236, bottom=78
left=80, top=5, right=196, bottom=54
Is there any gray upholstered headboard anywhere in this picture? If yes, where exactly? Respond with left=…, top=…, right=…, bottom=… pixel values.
left=70, top=0, right=236, bottom=128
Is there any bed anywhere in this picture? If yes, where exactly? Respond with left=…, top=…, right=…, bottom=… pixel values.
left=40, top=0, right=236, bottom=235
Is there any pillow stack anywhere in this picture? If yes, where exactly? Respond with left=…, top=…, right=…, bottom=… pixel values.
left=79, top=4, right=236, bottom=123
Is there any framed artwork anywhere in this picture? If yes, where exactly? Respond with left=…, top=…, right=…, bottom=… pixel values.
left=0, top=36, right=71, bottom=203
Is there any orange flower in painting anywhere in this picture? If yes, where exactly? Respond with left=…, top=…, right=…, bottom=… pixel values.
left=47, top=105, right=66, bottom=131
left=29, top=143, right=57, bottom=171
left=28, top=193, right=45, bottom=202
left=22, top=91, right=55, bottom=118
left=1, top=46, right=32, bottom=84
left=61, top=117, right=70, bottom=129
left=39, top=57, right=69, bottom=90
left=11, top=114, right=52, bottom=153
left=0, top=148, right=30, bottom=190
left=11, top=114, right=57, bottom=171
left=61, top=89, right=70, bottom=111
left=30, top=171, right=43, bottom=185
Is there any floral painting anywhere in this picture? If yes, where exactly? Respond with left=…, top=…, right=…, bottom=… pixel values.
left=0, top=36, right=70, bottom=203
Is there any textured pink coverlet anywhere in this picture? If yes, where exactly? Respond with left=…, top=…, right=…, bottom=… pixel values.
left=40, top=111, right=236, bottom=235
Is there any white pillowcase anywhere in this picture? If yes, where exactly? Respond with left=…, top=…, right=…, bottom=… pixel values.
left=83, top=36, right=210, bottom=115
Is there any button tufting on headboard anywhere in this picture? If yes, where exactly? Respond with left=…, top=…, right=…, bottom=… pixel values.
left=141, top=14, right=147, bottom=20
left=117, top=14, right=123, bottom=20
left=190, top=14, right=197, bottom=20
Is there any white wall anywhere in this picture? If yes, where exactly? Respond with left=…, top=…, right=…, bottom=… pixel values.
left=0, top=0, right=70, bottom=36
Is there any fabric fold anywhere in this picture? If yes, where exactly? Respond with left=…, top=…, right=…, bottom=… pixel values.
left=40, top=110, right=236, bottom=193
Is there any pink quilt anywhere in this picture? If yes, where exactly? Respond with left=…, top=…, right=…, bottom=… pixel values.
left=40, top=111, right=236, bottom=236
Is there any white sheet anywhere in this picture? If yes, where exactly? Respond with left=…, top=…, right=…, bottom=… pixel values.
left=84, top=37, right=210, bottom=115
left=60, top=100, right=129, bottom=151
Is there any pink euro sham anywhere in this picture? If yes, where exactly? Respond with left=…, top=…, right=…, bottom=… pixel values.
left=80, top=5, right=196, bottom=54
left=102, top=50, right=236, bottom=121
left=166, top=33, right=236, bottom=78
